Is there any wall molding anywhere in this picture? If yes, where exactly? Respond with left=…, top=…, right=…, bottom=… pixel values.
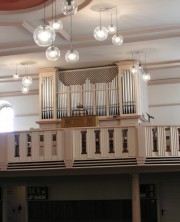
left=149, top=78, right=180, bottom=85
left=0, top=90, right=38, bottom=97
left=149, top=103, right=180, bottom=108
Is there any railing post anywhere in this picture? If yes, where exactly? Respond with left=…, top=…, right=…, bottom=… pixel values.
left=64, top=129, right=74, bottom=168
left=137, top=125, right=146, bottom=165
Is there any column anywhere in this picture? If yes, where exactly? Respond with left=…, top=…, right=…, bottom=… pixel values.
left=132, top=173, right=141, bottom=222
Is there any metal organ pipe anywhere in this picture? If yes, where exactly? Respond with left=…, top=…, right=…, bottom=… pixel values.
left=122, top=70, right=135, bottom=114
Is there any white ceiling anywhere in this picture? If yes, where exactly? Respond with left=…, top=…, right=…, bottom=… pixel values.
left=1, top=0, right=180, bottom=95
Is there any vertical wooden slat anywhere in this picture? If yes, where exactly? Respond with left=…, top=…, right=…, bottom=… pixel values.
left=87, top=129, right=95, bottom=159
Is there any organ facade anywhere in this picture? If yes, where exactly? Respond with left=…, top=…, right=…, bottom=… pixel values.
left=38, top=61, right=148, bottom=127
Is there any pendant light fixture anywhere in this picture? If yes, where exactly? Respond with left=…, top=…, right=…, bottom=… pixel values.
left=107, top=11, right=116, bottom=34
left=22, top=86, right=29, bottom=94
left=94, top=9, right=108, bottom=41
left=33, top=0, right=56, bottom=47
left=46, top=45, right=61, bottom=61
left=112, top=7, right=123, bottom=46
left=62, top=0, right=78, bottom=15
left=138, top=52, right=143, bottom=69
left=131, top=52, right=137, bottom=74
left=13, top=64, right=19, bottom=80
left=22, top=65, right=32, bottom=88
left=143, top=52, right=151, bottom=81
left=49, top=0, right=63, bottom=32
left=65, top=15, right=79, bottom=63
left=46, top=0, right=61, bottom=61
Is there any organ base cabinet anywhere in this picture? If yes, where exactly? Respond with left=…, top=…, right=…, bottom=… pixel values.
left=61, top=115, right=99, bottom=128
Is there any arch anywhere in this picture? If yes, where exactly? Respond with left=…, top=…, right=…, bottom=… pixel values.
left=0, top=100, right=14, bottom=132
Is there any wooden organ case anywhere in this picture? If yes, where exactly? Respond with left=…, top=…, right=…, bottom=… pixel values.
left=37, top=62, right=148, bottom=128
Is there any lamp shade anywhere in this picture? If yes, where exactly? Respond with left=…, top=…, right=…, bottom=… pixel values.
left=131, top=66, right=137, bottom=74
left=143, top=73, right=151, bottom=81
left=50, top=19, right=63, bottom=32
left=13, top=73, right=19, bottom=80
left=65, top=49, right=79, bottom=63
left=22, top=86, right=29, bottom=94
left=62, top=0, right=78, bottom=15
left=94, top=26, right=108, bottom=41
left=108, top=24, right=116, bottom=34
left=46, top=46, right=60, bottom=61
left=112, top=34, right=123, bottom=46
left=22, top=76, right=32, bottom=87
left=33, top=25, right=56, bottom=47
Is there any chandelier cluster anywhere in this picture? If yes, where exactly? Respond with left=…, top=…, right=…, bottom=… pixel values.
left=33, top=0, right=79, bottom=63
left=94, top=7, right=123, bottom=46
left=13, top=65, right=33, bottom=94
left=131, top=52, right=151, bottom=81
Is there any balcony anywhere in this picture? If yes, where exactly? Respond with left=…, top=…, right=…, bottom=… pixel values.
left=0, top=125, right=180, bottom=172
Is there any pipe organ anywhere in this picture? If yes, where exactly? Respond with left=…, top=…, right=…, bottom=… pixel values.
left=121, top=69, right=135, bottom=114
left=41, top=76, right=54, bottom=119
left=38, top=62, right=148, bottom=125
left=56, top=66, right=120, bottom=118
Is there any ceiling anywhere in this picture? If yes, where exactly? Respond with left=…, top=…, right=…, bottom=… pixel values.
left=1, top=0, right=180, bottom=95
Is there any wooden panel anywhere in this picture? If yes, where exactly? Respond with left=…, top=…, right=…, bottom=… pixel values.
left=61, top=116, right=99, bottom=128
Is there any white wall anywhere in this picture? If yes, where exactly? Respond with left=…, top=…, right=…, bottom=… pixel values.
left=2, top=94, right=39, bottom=131
left=2, top=82, right=180, bottom=131
left=148, top=83, right=180, bottom=125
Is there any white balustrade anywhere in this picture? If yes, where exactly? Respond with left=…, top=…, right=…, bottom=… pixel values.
left=1, top=125, right=180, bottom=169
left=144, top=126, right=180, bottom=157
left=7, top=129, right=64, bottom=163
left=72, top=126, right=137, bottom=160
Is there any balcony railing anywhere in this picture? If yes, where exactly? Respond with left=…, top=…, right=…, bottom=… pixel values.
left=0, top=125, right=180, bottom=171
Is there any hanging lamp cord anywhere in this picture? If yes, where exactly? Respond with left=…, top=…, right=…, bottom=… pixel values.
left=110, top=11, right=113, bottom=26
left=43, top=0, right=46, bottom=25
left=70, top=15, right=73, bottom=49
left=116, top=6, right=118, bottom=35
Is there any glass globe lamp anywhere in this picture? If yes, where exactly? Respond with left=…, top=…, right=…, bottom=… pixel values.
left=46, top=46, right=60, bottom=61
left=108, top=24, right=116, bottom=34
left=65, top=49, right=79, bottom=63
left=50, top=19, right=63, bottom=32
left=13, top=73, right=19, bottom=80
left=33, top=25, right=56, bottom=47
left=139, top=63, right=143, bottom=69
left=143, top=73, right=151, bottom=81
left=22, top=86, right=29, bottom=94
left=62, top=0, right=78, bottom=15
left=94, top=26, right=108, bottom=41
left=22, top=76, right=32, bottom=87
left=112, top=34, right=123, bottom=46
left=131, top=66, right=137, bottom=74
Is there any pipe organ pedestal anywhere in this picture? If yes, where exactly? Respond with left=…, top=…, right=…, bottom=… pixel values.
left=38, top=63, right=148, bottom=128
